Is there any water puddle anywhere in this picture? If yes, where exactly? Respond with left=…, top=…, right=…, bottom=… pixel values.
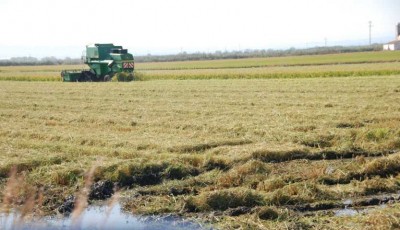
left=0, top=203, right=208, bottom=230
left=334, top=199, right=359, bottom=217
left=334, top=208, right=361, bottom=217
left=334, top=199, right=387, bottom=217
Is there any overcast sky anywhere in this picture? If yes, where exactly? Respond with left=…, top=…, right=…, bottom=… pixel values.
left=0, top=0, right=399, bottom=58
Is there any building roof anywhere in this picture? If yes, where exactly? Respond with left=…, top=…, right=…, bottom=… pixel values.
left=387, top=40, right=400, bottom=45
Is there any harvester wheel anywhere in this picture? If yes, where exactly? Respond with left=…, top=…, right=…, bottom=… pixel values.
left=128, top=73, right=134, bottom=81
left=104, top=75, right=111, bottom=82
left=82, top=71, right=94, bottom=82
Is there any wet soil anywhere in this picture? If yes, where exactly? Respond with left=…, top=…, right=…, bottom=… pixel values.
left=286, top=193, right=400, bottom=215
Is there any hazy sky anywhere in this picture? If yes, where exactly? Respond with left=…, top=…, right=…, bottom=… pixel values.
left=0, top=0, right=399, bottom=58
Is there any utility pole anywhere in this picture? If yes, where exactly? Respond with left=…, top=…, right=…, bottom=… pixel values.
left=369, top=21, right=372, bottom=45
left=324, top=37, right=327, bottom=47
left=397, top=23, right=400, bottom=40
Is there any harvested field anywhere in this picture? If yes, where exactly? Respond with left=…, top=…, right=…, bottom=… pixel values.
left=1, top=74, right=400, bottom=228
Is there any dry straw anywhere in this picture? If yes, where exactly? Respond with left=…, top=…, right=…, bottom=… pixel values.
left=71, top=165, right=97, bottom=228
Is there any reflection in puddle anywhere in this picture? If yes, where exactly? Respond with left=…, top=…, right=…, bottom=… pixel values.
left=335, top=199, right=358, bottom=217
left=334, top=204, right=387, bottom=217
left=0, top=203, right=208, bottom=230
left=334, top=208, right=359, bottom=217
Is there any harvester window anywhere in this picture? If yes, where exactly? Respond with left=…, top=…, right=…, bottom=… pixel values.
left=111, top=49, right=128, bottom=54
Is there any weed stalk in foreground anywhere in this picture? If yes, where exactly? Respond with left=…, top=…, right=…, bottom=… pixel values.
left=71, top=165, right=96, bottom=228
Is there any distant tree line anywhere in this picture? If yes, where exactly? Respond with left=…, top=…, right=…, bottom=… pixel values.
left=0, top=56, right=82, bottom=66
left=135, top=44, right=383, bottom=62
left=0, top=44, right=383, bottom=66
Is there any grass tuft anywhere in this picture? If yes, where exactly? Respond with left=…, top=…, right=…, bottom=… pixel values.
left=265, top=182, right=335, bottom=205
left=362, top=153, right=400, bottom=177
left=186, top=188, right=265, bottom=211
left=257, top=206, right=279, bottom=220
left=164, top=164, right=199, bottom=180
left=252, top=149, right=309, bottom=162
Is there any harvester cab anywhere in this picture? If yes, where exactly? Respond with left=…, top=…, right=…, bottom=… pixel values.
left=61, top=43, right=134, bottom=82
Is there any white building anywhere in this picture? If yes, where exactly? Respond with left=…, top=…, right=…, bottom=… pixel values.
left=383, top=23, right=400, bottom=51
left=383, top=40, right=400, bottom=51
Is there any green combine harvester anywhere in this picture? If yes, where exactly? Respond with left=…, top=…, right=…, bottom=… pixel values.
left=61, top=43, right=134, bottom=82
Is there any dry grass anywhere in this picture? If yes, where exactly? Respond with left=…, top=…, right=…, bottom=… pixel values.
left=0, top=75, right=400, bottom=229
left=185, top=188, right=265, bottom=211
